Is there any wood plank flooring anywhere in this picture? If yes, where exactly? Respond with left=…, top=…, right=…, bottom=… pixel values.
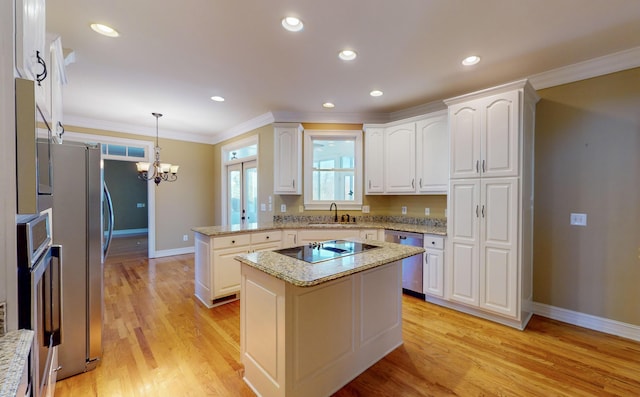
left=56, top=252, right=640, bottom=396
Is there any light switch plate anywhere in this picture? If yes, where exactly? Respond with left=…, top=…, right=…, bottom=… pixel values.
left=424, top=208, right=430, bottom=216
left=362, top=205, right=370, bottom=213
left=570, top=213, right=587, bottom=226
left=280, top=204, right=287, bottom=213
left=401, top=206, right=407, bottom=215
left=260, top=203, right=266, bottom=211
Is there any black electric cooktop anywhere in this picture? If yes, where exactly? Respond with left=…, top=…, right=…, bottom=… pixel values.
left=274, top=240, right=380, bottom=263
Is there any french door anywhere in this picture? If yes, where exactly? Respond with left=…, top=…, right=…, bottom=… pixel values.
left=227, top=160, right=257, bottom=226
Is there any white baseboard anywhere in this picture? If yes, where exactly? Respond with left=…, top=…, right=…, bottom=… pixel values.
left=112, top=228, right=148, bottom=236
left=533, top=302, right=640, bottom=342
left=152, top=246, right=195, bottom=258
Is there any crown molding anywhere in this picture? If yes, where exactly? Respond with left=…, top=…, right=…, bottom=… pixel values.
left=63, top=114, right=215, bottom=144
left=271, top=110, right=390, bottom=125
left=528, top=46, right=640, bottom=90
left=210, top=112, right=275, bottom=144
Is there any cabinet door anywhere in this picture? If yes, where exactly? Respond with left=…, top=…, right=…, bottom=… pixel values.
left=448, top=179, right=480, bottom=306
left=212, top=245, right=249, bottom=298
left=282, top=230, right=298, bottom=248
left=364, top=128, right=385, bottom=193
left=479, top=178, right=518, bottom=317
left=424, top=249, right=444, bottom=297
left=416, top=114, right=448, bottom=193
left=297, top=229, right=360, bottom=245
left=49, top=36, right=66, bottom=143
left=384, top=122, right=416, bottom=192
left=274, top=125, right=302, bottom=194
left=481, top=91, right=520, bottom=178
left=359, top=229, right=379, bottom=241
left=449, top=102, right=481, bottom=179
left=194, top=235, right=212, bottom=302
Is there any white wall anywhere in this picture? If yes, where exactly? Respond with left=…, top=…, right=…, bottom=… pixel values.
left=1, top=0, right=18, bottom=330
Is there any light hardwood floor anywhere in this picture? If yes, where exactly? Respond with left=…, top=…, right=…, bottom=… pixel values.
left=56, top=251, right=640, bottom=396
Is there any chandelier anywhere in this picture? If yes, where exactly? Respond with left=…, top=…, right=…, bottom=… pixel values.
left=136, top=112, right=179, bottom=185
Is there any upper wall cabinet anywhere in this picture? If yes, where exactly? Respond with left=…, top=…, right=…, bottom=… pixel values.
left=448, top=90, right=520, bottom=179
left=47, top=35, right=67, bottom=142
left=15, top=0, right=48, bottom=119
left=364, top=110, right=448, bottom=195
left=273, top=123, right=303, bottom=194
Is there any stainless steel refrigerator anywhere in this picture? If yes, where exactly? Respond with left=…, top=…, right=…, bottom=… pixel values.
left=50, top=141, right=114, bottom=379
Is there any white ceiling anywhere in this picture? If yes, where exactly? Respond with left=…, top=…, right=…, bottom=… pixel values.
left=46, top=0, right=640, bottom=143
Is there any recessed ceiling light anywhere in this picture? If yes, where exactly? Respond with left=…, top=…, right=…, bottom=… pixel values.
left=281, top=16, right=303, bottom=32
left=90, top=23, right=119, bottom=37
left=462, top=55, right=481, bottom=66
left=322, top=102, right=335, bottom=109
left=370, top=90, right=383, bottom=97
left=211, top=96, right=225, bottom=102
left=338, top=50, right=357, bottom=61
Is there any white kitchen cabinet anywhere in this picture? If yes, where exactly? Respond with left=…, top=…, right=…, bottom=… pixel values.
left=296, top=228, right=362, bottom=245
left=281, top=229, right=298, bottom=248
left=360, top=229, right=383, bottom=241
left=48, top=35, right=67, bottom=143
left=444, top=80, right=538, bottom=329
left=194, top=231, right=282, bottom=307
left=416, top=112, right=448, bottom=193
left=364, top=127, right=385, bottom=193
left=384, top=122, right=416, bottom=193
left=15, top=0, right=49, bottom=120
left=449, top=89, right=519, bottom=179
left=423, top=235, right=445, bottom=298
left=364, top=111, right=448, bottom=195
left=274, top=123, right=303, bottom=194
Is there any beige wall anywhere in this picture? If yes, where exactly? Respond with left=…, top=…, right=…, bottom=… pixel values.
left=69, top=126, right=216, bottom=251
left=534, top=67, right=640, bottom=326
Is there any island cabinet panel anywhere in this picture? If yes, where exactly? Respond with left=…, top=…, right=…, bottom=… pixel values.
left=241, top=261, right=403, bottom=397
left=194, top=231, right=282, bottom=308
left=296, top=229, right=362, bottom=244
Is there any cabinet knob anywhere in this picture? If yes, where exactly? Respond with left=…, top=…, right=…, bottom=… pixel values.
left=266, top=236, right=270, bottom=240
left=231, top=240, right=235, bottom=244
left=431, top=241, right=435, bottom=245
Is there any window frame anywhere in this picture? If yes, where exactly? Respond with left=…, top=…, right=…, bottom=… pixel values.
left=303, top=129, right=363, bottom=210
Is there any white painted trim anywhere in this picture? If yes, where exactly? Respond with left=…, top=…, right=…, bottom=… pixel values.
left=211, top=112, right=275, bottom=144
left=154, top=246, right=195, bottom=258
left=112, top=228, right=148, bottom=236
left=64, top=130, right=157, bottom=259
left=528, top=46, right=640, bottom=90
left=533, top=302, right=640, bottom=343
left=63, top=114, right=215, bottom=144
left=425, top=295, right=531, bottom=330
left=272, top=110, right=390, bottom=125
left=220, top=135, right=260, bottom=226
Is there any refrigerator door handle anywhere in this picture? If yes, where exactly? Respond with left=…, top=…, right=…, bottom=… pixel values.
left=103, top=183, right=114, bottom=259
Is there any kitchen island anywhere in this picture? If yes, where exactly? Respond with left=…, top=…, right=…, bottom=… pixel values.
left=235, top=239, right=424, bottom=397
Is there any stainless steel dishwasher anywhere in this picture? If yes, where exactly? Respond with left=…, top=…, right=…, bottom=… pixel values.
left=385, top=230, right=424, bottom=296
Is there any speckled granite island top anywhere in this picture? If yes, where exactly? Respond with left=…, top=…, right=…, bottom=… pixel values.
left=192, top=218, right=446, bottom=237
left=235, top=239, right=425, bottom=287
left=0, top=330, right=34, bottom=397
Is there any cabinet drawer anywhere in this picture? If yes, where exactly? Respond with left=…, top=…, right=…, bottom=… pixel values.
left=213, top=233, right=251, bottom=249
left=251, top=231, right=282, bottom=244
left=424, top=235, right=444, bottom=250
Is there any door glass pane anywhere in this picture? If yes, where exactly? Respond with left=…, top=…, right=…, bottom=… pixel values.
left=228, top=166, right=241, bottom=225
left=244, top=163, right=257, bottom=224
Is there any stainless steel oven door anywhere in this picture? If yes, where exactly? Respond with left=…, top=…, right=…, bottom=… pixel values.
left=30, top=244, right=62, bottom=397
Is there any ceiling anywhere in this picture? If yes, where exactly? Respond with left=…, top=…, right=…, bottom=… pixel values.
left=46, top=0, right=640, bottom=144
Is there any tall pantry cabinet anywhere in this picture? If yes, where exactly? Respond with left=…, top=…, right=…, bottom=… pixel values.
left=444, top=80, right=539, bottom=330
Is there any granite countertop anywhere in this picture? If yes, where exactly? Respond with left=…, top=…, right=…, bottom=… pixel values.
left=0, top=330, right=34, bottom=397
left=235, top=239, right=425, bottom=287
left=192, top=217, right=446, bottom=237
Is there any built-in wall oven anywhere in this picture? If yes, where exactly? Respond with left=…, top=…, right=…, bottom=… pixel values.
left=17, top=211, right=63, bottom=397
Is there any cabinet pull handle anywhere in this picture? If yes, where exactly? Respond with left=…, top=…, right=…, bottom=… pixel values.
left=36, top=50, right=48, bottom=86
left=482, top=160, right=486, bottom=173
left=425, top=255, right=428, bottom=265
left=419, top=178, right=423, bottom=188
left=292, top=179, right=295, bottom=188
left=476, top=160, right=479, bottom=173
left=369, top=180, right=371, bottom=189
left=482, top=205, right=485, bottom=218
left=476, top=205, right=479, bottom=217
left=412, top=179, right=415, bottom=189
left=57, top=121, right=65, bottom=137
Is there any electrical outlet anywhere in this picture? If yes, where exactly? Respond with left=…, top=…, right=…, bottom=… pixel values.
left=362, top=205, right=370, bottom=213
left=260, top=203, right=266, bottom=211
left=401, top=206, right=407, bottom=215
left=183, top=234, right=188, bottom=241
left=299, top=205, right=304, bottom=213
left=570, top=213, right=587, bottom=226
left=281, top=204, right=287, bottom=213
left=424, top=208, right=430, bottom=216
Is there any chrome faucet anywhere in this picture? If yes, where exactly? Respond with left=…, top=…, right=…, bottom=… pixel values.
left=329, top=202, right=338, bottom=222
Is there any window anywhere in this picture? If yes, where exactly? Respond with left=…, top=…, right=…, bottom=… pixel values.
left=304, top=130, right=362, bottom=210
